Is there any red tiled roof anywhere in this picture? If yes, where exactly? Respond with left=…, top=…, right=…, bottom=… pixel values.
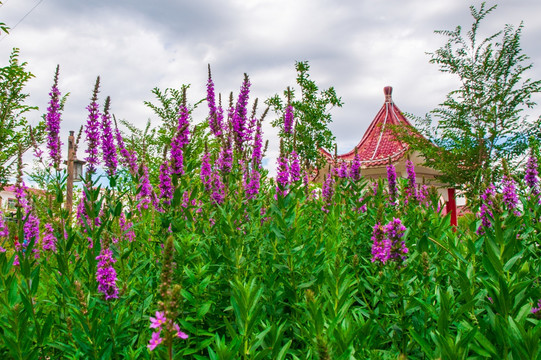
left=323, top=86, right=413, bottom=167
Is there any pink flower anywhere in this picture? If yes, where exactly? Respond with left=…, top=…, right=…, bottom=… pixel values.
left=147, top=330, right=162, bottom=351
left=149, top=311, right=167, bottom=329
left=174, top=323, right=189, bottom=339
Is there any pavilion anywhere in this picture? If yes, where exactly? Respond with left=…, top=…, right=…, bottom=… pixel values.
left=320, top=86, right=458, bottom=225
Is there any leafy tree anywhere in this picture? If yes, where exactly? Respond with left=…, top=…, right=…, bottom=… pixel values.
left=401, top=2, right=541, bottom=196
left=267, top=61, right=342, bottom=171
left=0, top=48, right=43, bottom=186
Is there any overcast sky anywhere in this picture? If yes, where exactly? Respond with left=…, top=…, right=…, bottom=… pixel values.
left=1, top=0, right=541, bottom=174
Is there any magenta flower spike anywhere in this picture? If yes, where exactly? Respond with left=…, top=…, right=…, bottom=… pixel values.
left=232, top=74, right=251, bottom=149
left=170, top=102, right=190, bottom=175
left=137, top=164, right=153, bottom=211
left=0, top=211, right=9, bottom=238
left=96, top=247, right=119, bottom=300
left=337, top=161, right=348, bottom=178
left=207, top=66, right=223, bottom=137
left=45, top=65, right=62, bottom=168
left=349, top=151, right=361, bottom=181
left=371, top=222, right=390, bottom=264
left=42, top=223, right=57, bottom=252
left=84, top=77, right=102, bottom=174
left=100, top=97, right=118, bottom=176
left=252, top=122, right=263, bottom=167
left=114, top=122, right=138, bottom=175
left=384, top=218, right=408, bottom=263
left=290, top=151, right=301, bottom=182
left=525, top=154, right=539, bottom=193
left=275, top=155, right=289, bottom=197
left=119, top=212, right=135, bottom=242
left=200, top=151, right=212, bottom=190
left=371, top=218, right=407, bottom=265
left=476, top=184, right=496, bottom=235
left=245, top=168, right=261, bottom=200
left=386, top=163, right=397, bottom=203
left=210, top=171, right=226, bottom=204
left=159, top=161, right=173, bottom=205
left=502, top=175, right=519, bottom=210
left=405, top=160, right=417, bottom=201
left=284, top=104, right=294, bottom=135
left=217, top=138, right=233, bottom=174
left=321, top=173, right=335, bottom=213
left=23, top=214, right=39, bottom=246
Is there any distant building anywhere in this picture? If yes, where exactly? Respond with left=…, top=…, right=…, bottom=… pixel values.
left=0, top=185, right=19, bottom=214
left=0, top=185, right=45, bottom=216
left=320, top=86, right=460, bottom=225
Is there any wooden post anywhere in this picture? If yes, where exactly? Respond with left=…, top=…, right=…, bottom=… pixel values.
left=66, top=131, right=75, bottom=213
left=446, top=188, right=457, bottom=228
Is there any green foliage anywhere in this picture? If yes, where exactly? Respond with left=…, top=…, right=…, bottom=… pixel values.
left=403, top=2, right=541, bottom=197
left=1, top=57, right=541, bottom=360
left=267, top=61, right=342, bottom=170
left=0, top=48, right=42, bottom=185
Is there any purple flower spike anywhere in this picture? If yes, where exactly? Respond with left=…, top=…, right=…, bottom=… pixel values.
left=321, top=173, right=335, bottom=212
left=24, top=213, right=40, bottom=245
left=349, top=151, right=361, bottom=181
left=42, top=223, right=57, bottom=252
left=232, top=74, right=251, bottom=150
left=96, top=247, right=118, bottom=300
left=200, top=151, right=212, bottom=190
left=477, top=184, right=496, bottom=235
left=371, top=223, right=390, bottom=264
left=210, top=171, right=225, bottom=204
left=137, top=164, right=153, bottom=211
left=275, top=155, right=289, bottom=197
left=252, top=122, right=263, bottom=167
left=387, top=163, right=397, bottom=203
left=245, top=168, right=261, bottom=200
left=207, top=66, right=223, bottom=137
left=100, top=97, right=118, bottom=176
left=372, top=218, right=408, bottom=265
left=405, top=160, right=417, bottom=202
left=502, top=175, right=519, bottom=211
left=85, top=77, right=102, bottom=174
left=284, top=105, right=294, bottom=135
left=337, top=161, right=348, bottom=178
left=0, top=211, right=9, bottom=238
left=46, top=65, right=62, bottom=167
left=119, top=212, right=135, bottom=242
left=384, top=218, right=408, bottom=263
left=159, top=161, right=173, bottom=205
left=170, top=102, right=190, bottom=175
left=290, top=151, right=301, bottom=182
left=15, top=182, right=30, bottom=214
left=525, top=154, right=539, bottom=193
left=217, top=138, right=233, bottom=174
left=114, top=122, right=138, bottom=175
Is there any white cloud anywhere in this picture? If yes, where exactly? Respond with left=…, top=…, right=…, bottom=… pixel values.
left=1, top=0, right=540, bottom=173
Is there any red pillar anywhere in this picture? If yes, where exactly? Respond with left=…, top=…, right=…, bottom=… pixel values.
left=446, top=188, right=457, bottom=227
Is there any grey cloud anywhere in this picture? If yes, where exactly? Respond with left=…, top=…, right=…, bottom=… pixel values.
left=1, top=0, right=541, bottom=168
